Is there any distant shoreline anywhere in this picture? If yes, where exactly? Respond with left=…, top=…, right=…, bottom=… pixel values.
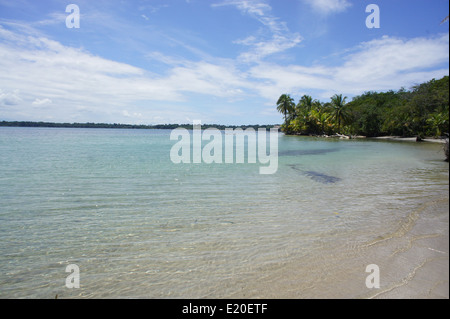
left=0, top=121, right=278, bottom=131
left=2, top=121, right=448, bottom=145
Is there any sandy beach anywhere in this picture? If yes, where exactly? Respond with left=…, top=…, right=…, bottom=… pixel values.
left=225, top=192, right=449, bottom=299
left=364, top=196, right=449, bottom=299
left=371, top=136, right=448, bottom=144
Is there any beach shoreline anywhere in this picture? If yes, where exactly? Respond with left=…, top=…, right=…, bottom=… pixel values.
left=285, top=133, right=448, bottom=144
left=225, top=193, right=449, bottom=299
left=370, top=136, right=448, bottom=144
left=364, top=196, right=449, bottom=299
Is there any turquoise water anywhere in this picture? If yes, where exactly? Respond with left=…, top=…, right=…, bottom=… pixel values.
left=0, top=127, right=448, bottom=298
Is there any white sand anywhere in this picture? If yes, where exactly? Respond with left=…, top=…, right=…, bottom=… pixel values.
left=372, top=136, right=448, bottom=144
left=225, top=195, right=449, bottom=299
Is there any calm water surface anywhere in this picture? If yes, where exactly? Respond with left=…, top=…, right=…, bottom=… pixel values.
left=0, top=127, right=448, bottom=298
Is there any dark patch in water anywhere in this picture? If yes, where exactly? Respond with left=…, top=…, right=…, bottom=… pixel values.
left=279, top=148, right=340, bottom=157
left=289, top=165, right=341, bottom=184
left=303, top=171, right=341, bottom=184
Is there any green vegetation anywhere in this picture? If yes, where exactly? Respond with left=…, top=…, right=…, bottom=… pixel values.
left=276, top=94, right=295, bottom=123
left=277, top=76, right=449, bottom=138
left=0, top=121, right=276, bottom=131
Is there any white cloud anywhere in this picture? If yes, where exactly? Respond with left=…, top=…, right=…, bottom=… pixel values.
left=213, top=0, right=303, bottom=62
left=0, top=20, right=448, bottom=124
left=161, top=60, right=251, bottom=98
left=249, top=33, right=449, bottom=101
left=0, top=25, right=252, bottom=122
left=212, top=0, right=271, bottom=17
left=32, top=98, right=52, bottom=106
left=335, top=34, right=450, bottom=85
left=0, top=89, right=22, bottom=106
left=122, top=110, right=143, bottom=119
left=302, top=0, right=352, bottom=15
left=34, top=12, right=67, bottom=26
left=249, top=63, right=335, bottom=101
left=238, top=33, right=303, bottom=63
left=0, top=25, right=174, bottom=121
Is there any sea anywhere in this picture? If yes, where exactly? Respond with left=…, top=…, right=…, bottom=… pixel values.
left=0, top=127, right=448, bottom=298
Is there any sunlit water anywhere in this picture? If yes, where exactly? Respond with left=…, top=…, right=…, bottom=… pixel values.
left=0, top=127, right=448, bottom=298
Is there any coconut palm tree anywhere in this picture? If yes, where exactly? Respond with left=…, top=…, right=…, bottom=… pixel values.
left=311, top=106, right=331, bottom=135
left=294, top=95, right=318, bottom=131
left=277, top=94, right=295, bottom=123
left=297, top=95, right=314, bottom=114
left=330, top=94, right=349, bottom=133
left=427, top=112, right=448, bottom=137
left=312, top=100, right=323, bottom=112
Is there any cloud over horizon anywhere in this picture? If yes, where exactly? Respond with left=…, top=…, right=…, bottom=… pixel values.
left=0, top=0, right=448, bottom=125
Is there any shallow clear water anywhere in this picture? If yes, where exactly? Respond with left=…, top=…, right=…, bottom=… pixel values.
left=0, top=127, right=448, bottom=298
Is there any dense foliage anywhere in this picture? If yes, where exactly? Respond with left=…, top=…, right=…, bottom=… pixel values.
left=277, top=76, right=449, bottom=138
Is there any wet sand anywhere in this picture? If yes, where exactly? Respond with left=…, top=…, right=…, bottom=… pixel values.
left=226, top=194, right=449, bottom=299
left=366, top=197, right=449, bottom=299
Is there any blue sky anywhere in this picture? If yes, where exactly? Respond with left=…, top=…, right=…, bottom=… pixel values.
left=0, top=0, right=448, bottom=125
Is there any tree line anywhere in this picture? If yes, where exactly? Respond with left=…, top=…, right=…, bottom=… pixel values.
left=277, top=76, right=449, bottom=138
left=0, top=121, right=276, bottom=131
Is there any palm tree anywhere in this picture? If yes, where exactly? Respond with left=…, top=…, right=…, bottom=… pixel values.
left=297, top=95, right=314, bottom=114
left=312, top=100, right=323, bottom=112
left=294, top=95, right=317, bottom=132
left=311, top=106, right=331, bottom=135
left=277, top=94, right=295, bottom=123
left=427, top=112, right=448, bottom=137
left=330, top=94, right=349, bottom=133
